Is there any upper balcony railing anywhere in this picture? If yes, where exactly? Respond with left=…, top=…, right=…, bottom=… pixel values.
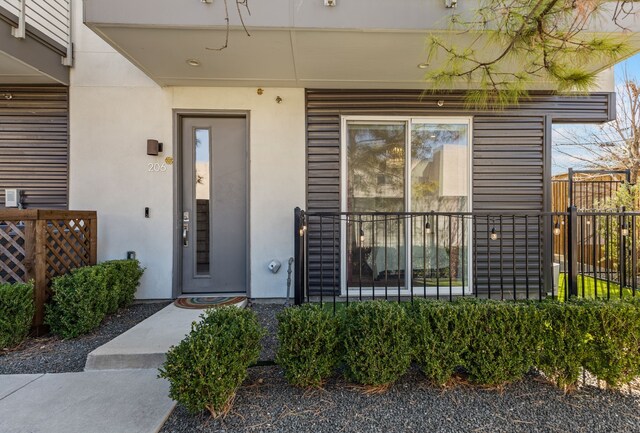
left=1, top=0, right=72, bottom=63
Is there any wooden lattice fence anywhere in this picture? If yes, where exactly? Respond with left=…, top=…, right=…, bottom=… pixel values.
left=0, top=210, right=97, bottom=327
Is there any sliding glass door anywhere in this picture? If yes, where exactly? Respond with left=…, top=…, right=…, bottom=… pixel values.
left=342, top=117, right=471, bottom=294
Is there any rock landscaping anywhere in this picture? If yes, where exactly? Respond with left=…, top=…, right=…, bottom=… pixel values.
left=0, top=301, right=169, bottom=374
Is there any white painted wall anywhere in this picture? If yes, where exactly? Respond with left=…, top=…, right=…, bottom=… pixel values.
left=69, top=1, right=305, bottom=299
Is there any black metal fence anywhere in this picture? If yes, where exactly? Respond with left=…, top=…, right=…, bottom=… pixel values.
left=552, top=169, right=631, bottom=213
left=294, top=207, right=640, bottom=308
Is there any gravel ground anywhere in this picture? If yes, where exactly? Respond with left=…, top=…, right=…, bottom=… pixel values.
left=0, top=301, right=170, bottom=374
left=161, top=366, right=640, bottom=433
left=250, top=302, right=285, bottom=363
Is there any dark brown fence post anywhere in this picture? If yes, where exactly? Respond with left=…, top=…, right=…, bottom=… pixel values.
left=294, top=207, right=305, bottom=305
left=566, top=205, right=579, bottom=298
left=23, top=219, right=36, bottom=284
left=89, top=214, right=98, bottom=265
left=33, top=213, right=47, bottom=329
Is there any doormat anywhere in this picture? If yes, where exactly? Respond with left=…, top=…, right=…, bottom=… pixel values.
left=174, top=296, right=247, bottom=310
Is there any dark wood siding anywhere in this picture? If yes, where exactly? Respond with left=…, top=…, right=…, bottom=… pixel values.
left=0, top=86, right=68, bottom=209
left=305, top=89, right=612, bottom=295
left=472, top=116, right=546, bottom=294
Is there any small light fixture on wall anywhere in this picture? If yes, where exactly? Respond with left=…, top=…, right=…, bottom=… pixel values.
left=324, top=0, right=336, bottom=6
left=147, top=139, right=163, bottom=156
left=276, top=96, right=283, bottom=104
left=490, top=227, right=499, bottom=241
left=445, top=0, right=458, bottom=8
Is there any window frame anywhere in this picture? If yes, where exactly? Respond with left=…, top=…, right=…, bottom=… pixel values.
left=339, top=115, right=474, bottom=296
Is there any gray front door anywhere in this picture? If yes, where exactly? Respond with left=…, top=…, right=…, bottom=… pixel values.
left=181, top=116, right=247, bottom=294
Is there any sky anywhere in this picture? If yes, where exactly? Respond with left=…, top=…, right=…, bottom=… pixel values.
left=551, top=53, right=640, bottom=175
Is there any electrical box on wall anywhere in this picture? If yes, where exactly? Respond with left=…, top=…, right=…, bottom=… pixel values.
left=5, top=189, right=20, bottom=208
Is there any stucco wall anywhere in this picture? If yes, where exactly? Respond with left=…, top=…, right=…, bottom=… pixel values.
left=69, top=1, right=305, bottom=299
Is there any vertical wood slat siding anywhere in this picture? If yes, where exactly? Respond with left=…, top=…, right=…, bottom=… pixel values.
left=0, top=86, right=69, bottom=209
left=306, top=89, right=611, bottom=295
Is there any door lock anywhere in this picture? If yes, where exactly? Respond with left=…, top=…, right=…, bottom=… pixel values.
left=182, top=211, right=190, bottom=247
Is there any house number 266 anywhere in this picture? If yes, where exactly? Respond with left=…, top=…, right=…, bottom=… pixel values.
left=148, top=163, right=167, bottom=172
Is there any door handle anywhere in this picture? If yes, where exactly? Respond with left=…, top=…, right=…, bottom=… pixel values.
left=183, top=223, right=189, bottom=247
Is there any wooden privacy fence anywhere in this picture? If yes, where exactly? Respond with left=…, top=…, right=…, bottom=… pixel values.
left=552, top=179, right=628, bottom=213
left=0, top=209, right=97, bottom=327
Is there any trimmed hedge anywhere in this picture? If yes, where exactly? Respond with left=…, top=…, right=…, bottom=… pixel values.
left=536, top=300, right=593, bottom=389
left=583, top=299, right=640, bottom=387
left=463, top=300, right=543, bottom=385
left=0, top=282, right=35, bottom=349
left=103, top=260, right=145, bottom=313
left=276, top=299, right=640, bottom=390
left=341, top=301, right=413, bottom=387
left=276, top=304, right=340, bottom=388
left=46, top=260, right=144, bottom=339
left=159, top=307, right=264, bottom=418
left=409, top=300, right=471, bottom=386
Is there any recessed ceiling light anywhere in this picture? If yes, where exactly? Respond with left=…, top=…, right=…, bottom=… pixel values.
left=186, top=59, right=201, bottom=67
left=417, top=62, right=429, bottom=69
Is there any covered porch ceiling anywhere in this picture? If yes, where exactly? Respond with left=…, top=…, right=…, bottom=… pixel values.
left=89, top=26, right=640, bottom=90
left=84, top=0, right=640, bottom=90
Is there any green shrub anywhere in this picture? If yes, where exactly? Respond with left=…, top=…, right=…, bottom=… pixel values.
left=0, top=282, right=35, bottom=349
left=276, top=304, right=340, bottom=387
left=279, top=299, right=640, bottom=392
left=342, top=301, right=412, bottom=387
left=101, top=259, right=144, bottom=310
left=159, top=307, right=264, bottom=418
left=45, top=260, right=144, bottom=338
left=409, top=300, right=472, bottom=386
left=536, top=300, right=593, bottom=389
left=463, top=300, right=543, bottom=385
left=583, top=299, right=640, bottom=387
left=45, top=266, right=110, bottom=338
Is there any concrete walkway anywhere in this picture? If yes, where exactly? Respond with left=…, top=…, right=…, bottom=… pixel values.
left=85, top=304, right=203, bottom=370
left=0, top=369, right=175, bottom=433
left=0, top=302, right=233, bottom=432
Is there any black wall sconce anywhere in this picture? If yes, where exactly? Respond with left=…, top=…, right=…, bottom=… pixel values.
left=147, top=139, right=163, bottom=156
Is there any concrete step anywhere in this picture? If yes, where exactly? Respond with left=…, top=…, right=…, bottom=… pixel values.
left=85, top=304, right=204, bottom=370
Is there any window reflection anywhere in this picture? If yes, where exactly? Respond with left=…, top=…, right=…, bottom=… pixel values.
left=195, top=128, right=210, bottom=275
left=347, top=122, right=406, bottom=288
left=344, top=120, right=470, bottom=292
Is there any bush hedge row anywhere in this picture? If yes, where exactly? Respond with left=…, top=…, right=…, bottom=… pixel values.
left=46, top=259, right=144, bottom=339
left=0, top=282, right=35, bottom=349
left=159, top=307, right=264, bottom=418
left=276, top=299, right=640, bottom=389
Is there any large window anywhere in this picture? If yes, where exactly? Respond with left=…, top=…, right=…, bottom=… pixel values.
left=342, top=117, right=471, bottom=294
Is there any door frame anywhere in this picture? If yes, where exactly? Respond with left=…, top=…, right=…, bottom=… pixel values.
left=172, top=110, right=251, bottom=298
